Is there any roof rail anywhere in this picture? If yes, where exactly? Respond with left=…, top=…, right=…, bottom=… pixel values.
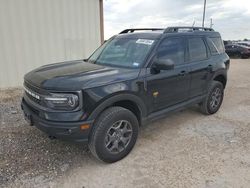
left=119, top=28, right=164, bottom=34
left=164, top=27, right=214, bottom=33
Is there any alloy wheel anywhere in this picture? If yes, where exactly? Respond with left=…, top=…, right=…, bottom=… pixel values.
left=105, top=120, right=133, bottom=154
left=210, top=87, right=222, bottom=110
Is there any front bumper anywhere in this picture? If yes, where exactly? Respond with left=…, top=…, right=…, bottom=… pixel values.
left=21, top=98, right=93, bottom=143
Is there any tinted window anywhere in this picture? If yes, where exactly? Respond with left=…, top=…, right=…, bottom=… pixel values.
left=207, top=37, right=225, bottom=55
left=157, top=38, right=185, bottom=65
left=188, top=38, right=207, bottom=61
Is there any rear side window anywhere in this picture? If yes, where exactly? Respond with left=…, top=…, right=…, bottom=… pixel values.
left=188, top=38, right=207, bottom=61
left=207, top=37, right=225, bottom=55
left=157, top=38, right=185, bottom=65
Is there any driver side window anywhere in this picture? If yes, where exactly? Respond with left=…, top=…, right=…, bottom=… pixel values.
left=157, top=38, right=185, bottom=65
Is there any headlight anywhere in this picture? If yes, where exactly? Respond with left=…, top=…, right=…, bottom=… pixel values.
left=44, top=93, right=79, bottom=110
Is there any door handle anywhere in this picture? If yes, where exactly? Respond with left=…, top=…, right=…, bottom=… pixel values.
left=178, top=70, right=186, bottom=76
left=206, top=65, right=213, bottom=72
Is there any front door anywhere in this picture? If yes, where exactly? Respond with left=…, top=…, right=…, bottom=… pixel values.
left=146, top=37, right=191, bottom=113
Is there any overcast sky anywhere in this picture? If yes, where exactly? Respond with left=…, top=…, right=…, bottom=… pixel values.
left=104, top=0, right=250, bottom=40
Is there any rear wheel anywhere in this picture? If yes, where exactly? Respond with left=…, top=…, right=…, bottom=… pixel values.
left=88, top=106, right=139, bottom=163
left=200, top=81, right=224, bottom=115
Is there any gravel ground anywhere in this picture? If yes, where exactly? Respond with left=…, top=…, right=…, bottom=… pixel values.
left=0, top=59, right=250, bottom=188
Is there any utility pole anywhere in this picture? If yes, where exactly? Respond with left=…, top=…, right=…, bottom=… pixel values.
left=202, top=0, right=207, bottom=27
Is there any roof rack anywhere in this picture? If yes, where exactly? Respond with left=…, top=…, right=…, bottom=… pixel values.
left=119, top=27, right=215, bottom=35
left=119, top=28, right=164, bottom=34
left=164, top=26, right=214, bottom=33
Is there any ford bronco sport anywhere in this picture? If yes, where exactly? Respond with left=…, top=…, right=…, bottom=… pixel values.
left=21, top=27, right=230, bottom=163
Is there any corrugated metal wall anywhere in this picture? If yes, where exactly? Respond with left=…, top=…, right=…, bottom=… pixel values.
left=0, top=0, right=101, bottom=88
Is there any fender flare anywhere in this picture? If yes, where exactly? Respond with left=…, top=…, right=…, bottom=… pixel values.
left=87, top=93, right=147, bottom=121
left=211, top=70, right=227, bottom=80
left=211, top=70, right=227, bottom=87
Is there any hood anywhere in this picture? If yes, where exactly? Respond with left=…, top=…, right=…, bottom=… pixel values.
left=24, top=60, right=140, bottom=91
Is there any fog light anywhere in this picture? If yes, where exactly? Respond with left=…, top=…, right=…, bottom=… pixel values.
left=68, top=129, right=72, bottom=134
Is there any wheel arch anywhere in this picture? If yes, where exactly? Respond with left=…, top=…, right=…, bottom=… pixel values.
left=88, top=93, right=147, bottom=126
left=213, top=74, right=227, bottom=88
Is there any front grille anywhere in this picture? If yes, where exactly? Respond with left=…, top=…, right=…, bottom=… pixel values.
left=24, top=82, right=44, bottom=105
left=26, top=92, right=41, bottom=104
left=24, top=89, right=42, bottom=105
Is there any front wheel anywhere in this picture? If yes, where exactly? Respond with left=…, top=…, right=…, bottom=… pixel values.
left=200, top=81, right=224, bottom=115
left=88, top=107, right=139, bottom=163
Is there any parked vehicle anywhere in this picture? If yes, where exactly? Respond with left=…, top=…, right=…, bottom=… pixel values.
left=237, top=42, right=250, bottom=47
left=21, top=27, right=230, bottom=163
left=225, top=44, right=250, bottom=58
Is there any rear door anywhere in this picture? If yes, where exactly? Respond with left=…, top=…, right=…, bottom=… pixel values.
left=188, top=37, right=212, bottom=98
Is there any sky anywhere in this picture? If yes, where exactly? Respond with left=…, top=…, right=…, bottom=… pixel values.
left=103, top=0, right=250, bottom=40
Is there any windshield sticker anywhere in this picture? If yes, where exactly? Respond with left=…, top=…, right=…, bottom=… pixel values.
left=136, top=39, right=154, bottom=45
left=133, top=62, right=139, bottom=67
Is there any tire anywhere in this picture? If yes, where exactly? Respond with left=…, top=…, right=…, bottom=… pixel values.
left=200, top=81, right=224, bottom=115
left=88, top=106, right=139, bottom=163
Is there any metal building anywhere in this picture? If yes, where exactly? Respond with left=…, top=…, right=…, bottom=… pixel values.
left=0, top=0, right=104, bottom=88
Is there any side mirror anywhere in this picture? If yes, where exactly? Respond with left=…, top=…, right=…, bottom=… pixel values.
left=154, top=59, right=174, bottom=70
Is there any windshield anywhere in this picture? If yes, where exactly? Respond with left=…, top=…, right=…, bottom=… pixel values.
left=88, top=37, right=156, bottom=68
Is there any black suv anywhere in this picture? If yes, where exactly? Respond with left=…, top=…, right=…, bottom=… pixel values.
left=21, top=27, right=230, bottom=163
